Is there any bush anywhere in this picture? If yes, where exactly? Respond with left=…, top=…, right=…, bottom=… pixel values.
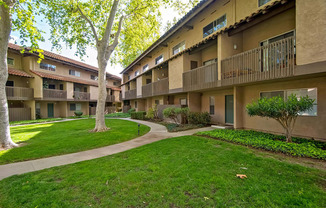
left=163, top=107, right=189, bottom=124
left=196, top=129, right=326, bottom=160
left=105, top=112, right=130, bottom=118
left=131, top=111, right=146, bottom=120
left=188, top=112, right=211, bottom=126
left=146, top=108, right=155, bottom=120
left=74, top=111, right=83, bottom=117
left=128, top=108, right=136, bottom=114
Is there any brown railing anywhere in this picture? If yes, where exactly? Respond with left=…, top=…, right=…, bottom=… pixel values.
left=43, top=89, right=67, bottom=100
left=221, top=36, right=295, bottom=86
left=106, top=95, right=115, bottom=102
left=183, top=62, right=219, bottom=92
left=6, top=87, right=34, bottom=100
left=153, top=78, right=169, bottom=96
left=73, top=91, right=90, bottom=101
left=142, top=83, right=152, bottom=98
left=8, top=108, right=31, bottom=121
left=125, top=89, right=137, bottom=100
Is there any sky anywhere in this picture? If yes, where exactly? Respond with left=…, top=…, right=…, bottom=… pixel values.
left=10, top=4, right=186, bottom=78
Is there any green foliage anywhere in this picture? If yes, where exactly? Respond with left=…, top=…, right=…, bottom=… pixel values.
left=127, top=108, right=136, bottom=114
left=197, top=129, right=326, bottom=160
left=146, top=107, right=155, bottom=119
left=74, top=111, right=83, bottom=117
left=130, top=111, right=146, bottom=120
left=188, top=112, right=211, bottom=126
left=160, top=122, right=204, bottom=132
left=105, top=112, right=130, bottom=118
left=9, top=118, right=63, bottom=126
left=163, top=107, right=189, bottom=124
left=246, top=94, right=314, bottom=119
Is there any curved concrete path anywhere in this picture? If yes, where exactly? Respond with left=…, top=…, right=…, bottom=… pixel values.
left=0, top=118, right=214, bottom=180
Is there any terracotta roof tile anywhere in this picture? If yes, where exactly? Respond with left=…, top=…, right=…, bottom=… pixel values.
left=8, top=68, right=33, bottom=78
left=8, top=43, right=121, bottom=81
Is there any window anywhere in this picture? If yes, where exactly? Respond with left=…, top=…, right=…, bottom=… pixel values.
left=40, top=63, right=56, bottom=71
left=70, top=103, right=82, bottom=111
left=113, top=82, right=119, bottom=86
left=91, top=75, right=98, bottom=80
left=209, top=96, right=215, bottom=115
left=203, top=58, right=217, bottom=66
left=6, top=81, right=14, bottom=87
left=143, top=64, right=149, bottom=72
left=48, top=84, right=56, bottom=89
left=155, top=55, right=164, bottom=65
left=60, top=84, right=64, bottom=90
left=173, top=41, right=185, bottom=55
left=259, top=0, right=271, bottom=7
left=69, top=70, right=81, bottom=77
left=7, top=58, right=14, bottom=66
left=135, top=70, right=140, bottom=77
left=146, top=79, right=152, bottom=84
left=128, top=75, right=131, bottom=80
left=180, top=98, right=187, bottom=106
left=135, top=101, right=138, bottom=108
left=155, top=100, right=160, bottom=105
left=260, top=88, right=317, bottom=116
left=203, top=14, right=227, bottom=38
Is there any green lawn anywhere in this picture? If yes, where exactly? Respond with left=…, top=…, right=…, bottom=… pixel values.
left=9, top=118, right=64, bottom=126
left=0, top=119, right=150, bottom=164
left=0, top=136, right=324, bottom=207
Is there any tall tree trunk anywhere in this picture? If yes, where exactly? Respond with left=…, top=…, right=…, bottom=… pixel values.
left=93, top=49, right=109, bottom=132
left=0, top=2, right=17, bottom=148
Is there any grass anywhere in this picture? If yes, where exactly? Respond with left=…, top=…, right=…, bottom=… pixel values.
left=160, top=122, right=206, bottom=132
left=9, top=118, right=64, bottom=126
left=0, top=136, right=325, bottom=207
left=105, top=112, right=130, bottom=118
left=0, top=119, right=150, bottom=164
left=196, top=129, right=326, bottom=160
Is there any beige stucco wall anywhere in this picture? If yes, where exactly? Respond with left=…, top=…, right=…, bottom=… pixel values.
left=67, top=102, right=89, bottom=117
left=29, top=76, right=43, bottom=98
left=201, top=88, right=233, bottom=124
left=89, top=86, right=99, bottom=100
left=168, top=56, right=184, bottom=90
left=188, top=92, right=201, bottom=112
left=7, top=52, right=23, bottom=69
left=66, top=82, right=74, bottom=99
left=40, top=101, right=61, bottom=118
left=296, top=0, right=326, bottom=65
left=240, top=76, right=326, bottom=140
left=136, top=77, right=142, bottom=96
left=7, top=76, right=30, bottom=88
left=235, top=0, right=278, bottom=22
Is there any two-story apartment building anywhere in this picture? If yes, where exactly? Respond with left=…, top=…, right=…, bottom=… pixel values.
left=120, top=0, right=326, bottom=141
left=6, top=43, right=122, bottom=121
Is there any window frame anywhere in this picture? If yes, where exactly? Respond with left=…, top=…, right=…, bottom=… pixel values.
left=258, top=0, right=271, bottom=7
left=155, top=55, right=164, bottom=65
left=40, top=63, right=56, bottom=72
left=69, top=69, right=81, bottom=77
left=203, top=14, right=227, bottom=38
left=172, top=41, right=185, bottom=55
left=135, top=70, right=140, bottom=77
left=143, top=64, right=149, bottom=72
left=90, top=75, right=98, bottom=80
left=7, top=57, right=14, bottom=66
left=209, top=96, right=215, bottom=115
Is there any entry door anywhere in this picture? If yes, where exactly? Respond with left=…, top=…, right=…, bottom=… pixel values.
left=47, top=103, right=54, bottom=118
left=225, top=95, right=234, bottom=124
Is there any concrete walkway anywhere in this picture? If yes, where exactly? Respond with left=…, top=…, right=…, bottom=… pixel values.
left=0, top=119, right=214, bottom=180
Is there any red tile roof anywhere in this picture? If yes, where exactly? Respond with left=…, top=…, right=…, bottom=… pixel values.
left=8, top=43, right=121, bottom=81
left=8, top=68, right=33, bottom=78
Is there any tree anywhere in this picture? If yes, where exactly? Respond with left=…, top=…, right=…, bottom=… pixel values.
left=246, top=94, right=314, bottom=143
left=0, top=0, right=44, bottom=148
left=41, top=0, right=198, bottom=132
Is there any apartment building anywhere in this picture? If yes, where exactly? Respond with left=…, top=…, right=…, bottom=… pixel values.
left=6, top=43, right=122, bottom=121
left=120, top=0, right=326, bottom=140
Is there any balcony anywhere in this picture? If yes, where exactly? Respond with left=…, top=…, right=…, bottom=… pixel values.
left=153, top=78, right=169, bottom=96
left=142, top=83, right=153, bottom=98
left=125, top=89, right=136, bottom=100
left=6, top=87, right=34, bottom=100
left=73, top=91, right=90, bottom=101
left=183, top=62, right=219, bottom=92
left=106, top=95, right=115, bottom=102
left=43, top=89, right=67, bottom=100
left=221, top=37, right=295, bottom=86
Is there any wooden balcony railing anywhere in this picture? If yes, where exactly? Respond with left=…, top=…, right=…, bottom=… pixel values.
left=6, top=87, right=34, bottom=100
left=43, top=89, right=67, bottom=100
left=106, top=95, right=115, bottom=102
left=125, top=89, right=137, bottom=100
left=183, top=62, right=219, bottom=92
left=153, top=78, right=169, bottom=96
left=142, top=83, right=152, bottom=98
left=73, top=91, right=90, bottom=101
left=221, top=36, right=295, bottom=86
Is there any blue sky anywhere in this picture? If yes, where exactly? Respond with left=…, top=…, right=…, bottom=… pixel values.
left=10, top=5, right=182, bottom=77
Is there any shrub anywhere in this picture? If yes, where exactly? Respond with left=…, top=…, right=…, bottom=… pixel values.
left=196, top=129, right=326, bottom=160
left=246, top=94, right=314, bottom=142
left=74, top=111, right=83, bottom=117
left=146, top=108, right=155, bottom=119
left=128, top=108, right=136, bottom=114
left=105, top=112, right=130, bottom=118
left=131, top=111, right=146, bottom=120
left=188, top=112, right=211, bottom=126
left=163, top=107, right=179, bottom=124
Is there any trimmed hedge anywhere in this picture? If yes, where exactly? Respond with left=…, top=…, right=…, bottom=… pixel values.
left=130, top=111, right=146, bottom=120
left=74, top=111, right=83, bottom=117
left=188, top=112, right=211, bottom=125
left=196, top=129, right=326, bottom=160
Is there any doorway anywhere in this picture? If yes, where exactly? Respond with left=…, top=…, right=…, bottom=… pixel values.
left=225, top=95, right=234, bottom=124
left=47, top=103, right=54, bottom=118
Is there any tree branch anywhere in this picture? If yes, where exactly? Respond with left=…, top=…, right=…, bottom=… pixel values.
left=76, top=4, right=99, bottom=44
